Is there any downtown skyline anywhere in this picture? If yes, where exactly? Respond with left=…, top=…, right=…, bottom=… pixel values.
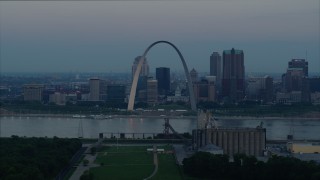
left=0, top=0, right=319, bottom=74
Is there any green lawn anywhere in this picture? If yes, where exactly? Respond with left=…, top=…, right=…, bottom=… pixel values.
left=96, top=151, right=153, bottom=165
left=90, top=165, right=154, bottom=180
left=89, top=146, right=154, bottom=179
left=87, top=145, right=183, bottom=180
left=151, top=153, right=183, bottom=180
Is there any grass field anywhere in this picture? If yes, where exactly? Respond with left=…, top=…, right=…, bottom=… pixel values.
left=87, top=145, right=183, bottom=180
left=151, top=153, right=183, bottom=180
left=90, top=146, right=154, bottom=180
left=90, top=165, right=154, bottom=180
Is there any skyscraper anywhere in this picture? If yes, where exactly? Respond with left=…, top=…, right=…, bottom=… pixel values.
left=288, top=59, right=308, bottom=77
left=132, top=56, right=149, bottom=80
left=210, top=52, right=222, bottom=88
left=147, top=78, right=158, bottom=105
left=193, top=78, right=215, bottom=103
left=283, top=59, right=309, bottom=102
left=190, top=68, right=198, bottom=83
left=156, top=67, right=170, bottom=95
left=89, top=78, right=107, bottom=101
left=222, top=48, right=245, bottom=102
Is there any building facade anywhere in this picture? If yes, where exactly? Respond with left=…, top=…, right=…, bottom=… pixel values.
left=190, top=68, right=198, bottom=83
left=89, top=78, right=107, bottom=101
left=156, top=67, right=170, bottom=96
left=288, top=59, right=308, bottom=77
left=147, top=79, right=158, bottom=105
left=210, top=52, right=222, bottom=88
left=23, top=84, right=45, bottom=102
left=193, top=79, right=215, bottom=103
left=246, top=76, right=273, bottom=102
left=282, top=59, right=310, bottom=102
left=107, top=84, right=126, bottom=103
left=193, top=127, right=266, bottom=157
left=222, top=48, right=245, bottom=102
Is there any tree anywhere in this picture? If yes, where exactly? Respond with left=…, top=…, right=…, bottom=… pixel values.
left=83, top=159, right=89, bottom=166
left=80, top=170, right=94, bottom=180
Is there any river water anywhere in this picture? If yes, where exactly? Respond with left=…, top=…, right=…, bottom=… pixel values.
left=0, top=116, right=319, bottom=140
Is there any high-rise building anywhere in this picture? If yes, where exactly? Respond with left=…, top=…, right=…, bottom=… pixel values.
left=288, top=59, right=308, bottom=77
left=222, top=48, right=245, bottom=102
left=132, top=56, right=149, bottom=80
left=281, top=59, right=310, bottom=102
left=89, top=78, right=107, bottom=101
left=246, top=76, right=273, bottom=102
left=147, top=78, right=158, bottom=105
left=107, top=84, right=126, bottom=103
left=156, top=67, right=170, bottom=95
left=190, top=68, right=198, bottom=83
left=136, top=76, right=148, bottom=103
left=23, top=84, right=45, bottom=102
left=309, top=77, right=320, bottom=93
left=210, top=52, right=222, bottom=88
left=193, top=78, right=215, bottom=103
left=284, top=68, right=305, bottom=92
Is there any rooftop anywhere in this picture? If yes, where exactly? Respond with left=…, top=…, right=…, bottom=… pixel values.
left=223, top=48, right=243, bottom=55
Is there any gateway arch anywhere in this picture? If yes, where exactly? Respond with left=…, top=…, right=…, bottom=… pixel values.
left=127, top=40, right=196, bottom=111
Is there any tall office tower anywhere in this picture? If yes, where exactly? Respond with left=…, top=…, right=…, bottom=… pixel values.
left=156, top=67, right=170, bottom=95
left=136, top=76, right=148, bottom=103
left=132, top=56, right=149, bottom=80
left=284, top=69, right=305, bottom=92
left=283, top=59, right=309, bottom=102
left=23, top=84, right=45, bottom=101
left=190, top=68, right=198, bottom=83
left=89, top=78, right=107, bottom=101
left=210, top=52, right=222, bottom=88
left=193, top=78, right=215, bottom=103
left=147, top=78, right=158, bottom=105
left=288, top=59, right=308, bottom=77
left=222, top=48, right=245, bottom=102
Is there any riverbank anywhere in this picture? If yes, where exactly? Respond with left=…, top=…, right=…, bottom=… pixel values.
left=1, top=113, right=319, bottom=121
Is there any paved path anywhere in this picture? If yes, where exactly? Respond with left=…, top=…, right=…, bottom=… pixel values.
left=144, top=145, right=158, bottom=180
left=69, top=140, right=103, bottom=180
left=69, top=153, right=98, bottom=180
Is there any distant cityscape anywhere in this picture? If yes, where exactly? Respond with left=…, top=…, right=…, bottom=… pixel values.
left=1, top=47, right=320, bottom=179
left=1, top=47, right=319, bottom=108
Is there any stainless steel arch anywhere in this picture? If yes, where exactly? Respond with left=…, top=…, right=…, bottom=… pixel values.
left=127, top=40, right=196, bottom=111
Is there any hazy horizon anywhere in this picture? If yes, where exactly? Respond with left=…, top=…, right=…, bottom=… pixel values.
left=1, top=1, right=319, bottom=74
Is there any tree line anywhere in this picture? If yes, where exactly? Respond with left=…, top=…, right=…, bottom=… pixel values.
left=0, top=136, right=82, bottom=180
left=183, top=152, right=320, bottom=180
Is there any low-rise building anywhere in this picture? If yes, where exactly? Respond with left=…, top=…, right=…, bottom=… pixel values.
left=276, top=91, right=302, bottom=104
left=193, top=127, right=266, bottom=157
left=287, top=142, right=320, bottom=154
left=49, top=92, right=66, bottom=105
